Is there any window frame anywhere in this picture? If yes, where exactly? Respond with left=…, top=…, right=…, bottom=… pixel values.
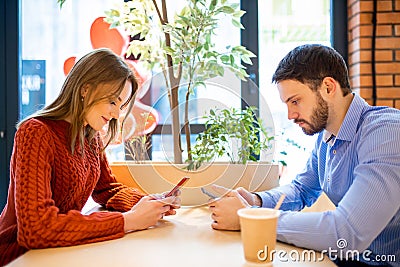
left=0, top=0, right=20, bottom=210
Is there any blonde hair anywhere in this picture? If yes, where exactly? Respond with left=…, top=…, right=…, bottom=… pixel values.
left=18, top=48, right=137, bottom=154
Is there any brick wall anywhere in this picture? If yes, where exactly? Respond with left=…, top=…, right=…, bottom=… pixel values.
left=348, top=0, right=400, bottom=109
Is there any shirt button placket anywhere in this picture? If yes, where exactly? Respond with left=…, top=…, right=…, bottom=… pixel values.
left=328, top=148, right=335, bottom=183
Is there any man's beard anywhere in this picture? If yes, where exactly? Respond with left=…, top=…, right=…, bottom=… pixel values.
left=294, top=92, right=329, bottom=136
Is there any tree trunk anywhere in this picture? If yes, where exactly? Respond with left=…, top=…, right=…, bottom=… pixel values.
left=157, top=0, right=183, bottom=163
left=170, top=84, right=182, bottom=163
left=184, top=87, right=192, bottom=161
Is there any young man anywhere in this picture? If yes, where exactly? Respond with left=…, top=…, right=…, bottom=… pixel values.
left=209, top=44, right=400, bottom=266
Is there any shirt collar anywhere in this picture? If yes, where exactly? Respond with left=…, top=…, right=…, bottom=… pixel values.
left=323, top=131, right=336, bottom=145
left=335, top=93, right=369, bottom=142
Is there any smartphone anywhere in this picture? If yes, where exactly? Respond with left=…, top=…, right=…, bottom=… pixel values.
left=200, top=187, right=218, bottom=199
left=164, top=177, right=190, bottom=197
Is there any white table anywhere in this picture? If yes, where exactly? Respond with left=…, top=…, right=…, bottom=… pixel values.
left=8, top=207, right=335, bottom=267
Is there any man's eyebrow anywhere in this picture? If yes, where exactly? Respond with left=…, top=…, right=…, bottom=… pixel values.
left=284, top=95, right=299, bottom=103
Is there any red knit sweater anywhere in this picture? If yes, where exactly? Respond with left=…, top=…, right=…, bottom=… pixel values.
left=0, top=118, right=145, bottom=266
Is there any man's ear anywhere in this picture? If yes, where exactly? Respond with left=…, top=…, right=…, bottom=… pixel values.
left=322, top=77, right=337, bottom=95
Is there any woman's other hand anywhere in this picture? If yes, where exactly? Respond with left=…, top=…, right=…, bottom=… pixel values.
left=161, top=189, right=182, bottom=216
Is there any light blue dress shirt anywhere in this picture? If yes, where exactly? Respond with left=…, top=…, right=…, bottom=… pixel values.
left=257, top=94, right=400, bottom=266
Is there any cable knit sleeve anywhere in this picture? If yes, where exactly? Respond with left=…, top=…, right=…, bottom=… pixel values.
left=14, top=120, right=125, bottom=249
left=92, top=153, right=146, bottom=212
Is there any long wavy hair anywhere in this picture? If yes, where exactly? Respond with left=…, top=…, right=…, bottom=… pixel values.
left=17, top=48, right=137, bottom=154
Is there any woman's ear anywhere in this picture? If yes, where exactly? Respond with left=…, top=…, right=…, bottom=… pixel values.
left=80, top=84, right=90, bottom=99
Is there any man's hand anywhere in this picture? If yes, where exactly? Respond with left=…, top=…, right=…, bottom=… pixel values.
left=235, top=187, right=262, bottom=207
left=208, top=185, right=251, bottom=231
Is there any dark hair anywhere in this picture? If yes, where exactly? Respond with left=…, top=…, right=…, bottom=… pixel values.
left=272, top=44, right=351, bottom=96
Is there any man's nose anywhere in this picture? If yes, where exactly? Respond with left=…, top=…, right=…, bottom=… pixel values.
left=287, top=107, right=298, bottom=121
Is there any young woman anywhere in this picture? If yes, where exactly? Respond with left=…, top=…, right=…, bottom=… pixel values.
left=0, top=48, right=180, bottom=265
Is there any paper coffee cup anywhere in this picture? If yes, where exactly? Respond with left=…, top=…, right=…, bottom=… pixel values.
left=237, top=208, right=280, bottom=265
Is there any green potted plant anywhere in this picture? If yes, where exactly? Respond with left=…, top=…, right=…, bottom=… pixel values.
left=189, top=106, right=274, bottom=169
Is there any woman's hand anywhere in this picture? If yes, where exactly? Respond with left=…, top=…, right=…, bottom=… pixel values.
left=162, top=189, right=182, bottom=216
left=122, top=195, right=176, bottom=232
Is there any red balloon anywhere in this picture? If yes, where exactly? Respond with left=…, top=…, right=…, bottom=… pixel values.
left=63, top=56, right=76, bottom=76
left=90, top=17, right=129, bottom=55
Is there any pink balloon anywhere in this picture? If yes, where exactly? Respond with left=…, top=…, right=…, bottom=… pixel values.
left=132, top=100, right=160, bottom=136
left=125, top=59, right=152, bottom=99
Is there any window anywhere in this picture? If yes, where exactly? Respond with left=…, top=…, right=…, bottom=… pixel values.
left=19, top=0, right=245, bottom=163
left=21, top=0, right=120, bottom=118
left=258, top=0, right=331, bottom=183
left=19, top=0, right=331, bottom=170
left=1, top=0, right=345, bottom=210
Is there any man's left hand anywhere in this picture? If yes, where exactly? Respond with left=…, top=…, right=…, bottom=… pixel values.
left=208, top=185, right=250, bottom=231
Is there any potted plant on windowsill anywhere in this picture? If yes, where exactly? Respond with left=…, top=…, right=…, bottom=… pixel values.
left=111, top=104, right=279, bottom=206
left=57, top=0, right=279, bottom=205
left=189, top=106, right=274, bottom=169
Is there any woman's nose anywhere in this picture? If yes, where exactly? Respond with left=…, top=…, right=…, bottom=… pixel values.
left=111, top=108, right=120, bottom=120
